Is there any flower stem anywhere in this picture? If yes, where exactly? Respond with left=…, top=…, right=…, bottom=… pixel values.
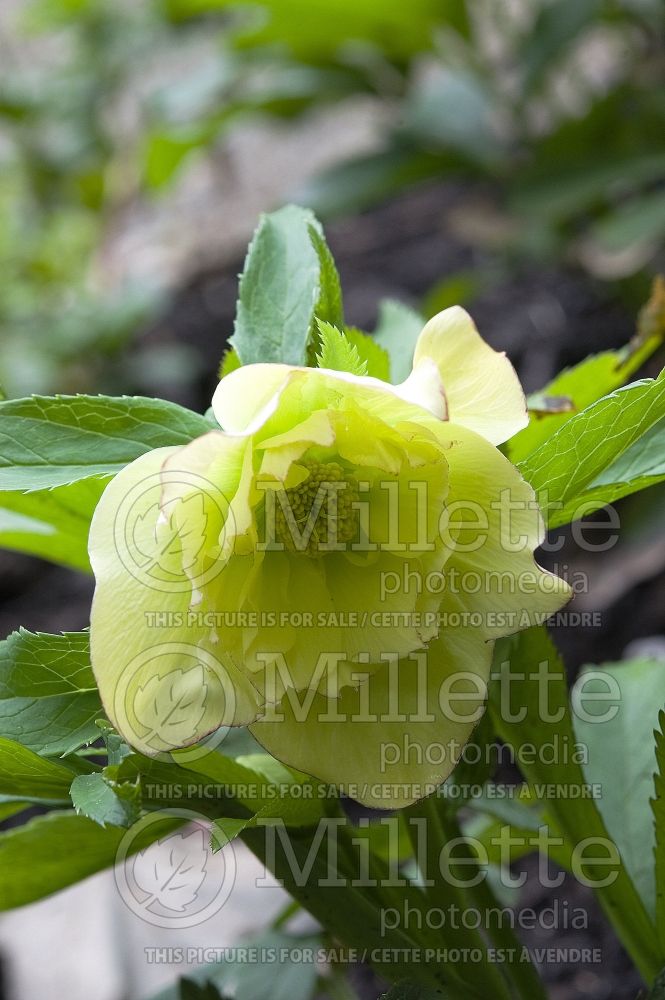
left=406, top=794, right=547, bottom=1000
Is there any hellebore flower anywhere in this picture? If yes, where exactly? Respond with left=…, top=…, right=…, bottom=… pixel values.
left=89, top=307, right=570, bottom=807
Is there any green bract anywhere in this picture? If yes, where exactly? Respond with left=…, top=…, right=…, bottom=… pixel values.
left=89, top=306, right=570, bottom=807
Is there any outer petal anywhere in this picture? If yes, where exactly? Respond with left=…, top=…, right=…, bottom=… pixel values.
left=411, top=306, right=527, bottom=445
left=212, top=363, right=448, bottom=438
left=250, top=609, right=493, bottom=810
left=89, top=447, right=263, bottom=755
left=438, top=421, right=571, bottom=636
left=212, top=364, right=294, bottom=435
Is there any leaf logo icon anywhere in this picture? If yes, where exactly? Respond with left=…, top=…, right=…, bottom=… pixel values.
left=133, top=664, right=208, bottom=749
left=131, top=491, right=209, bottom=579
left=115, top=471, right=233, bottom=593
left=132, top=828, right=208, bottom=913
left=115, top=808, right=238, bottom=927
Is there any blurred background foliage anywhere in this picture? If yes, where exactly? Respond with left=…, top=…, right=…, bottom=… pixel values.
left=0, top=0, right=663, bottom=397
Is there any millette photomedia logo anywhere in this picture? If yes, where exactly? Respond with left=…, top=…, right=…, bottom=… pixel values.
left=114, top=809, right=237, bottom=929
left=113, top=642, right=237, bottom=761
left=113, top=468, right=234, bottom=593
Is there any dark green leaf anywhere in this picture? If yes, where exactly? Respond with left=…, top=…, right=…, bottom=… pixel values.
left=652, top=710, right=665, bottom=958
left=0, top=809, right=181, bottom=910
left=167, top=0, right=447, bottom=60
left=97, top=720, right=131, bottom=766
left=70, top=771, right=141, bottom=828
left=519, top=371, right=665, bottom=526
left=574, top=658, right=665, bottom=918
left=0, top=737, right=78, bottom=800
left=344, top=327, right=390, bottom=380
left=0, top=394, right=211, bottom=491
left=648, top=966, right=665, bottom=999
left=242, top=822, right=457, bottom=994
left=381, top=983, right=449, bottom=999
left=232, top=930, right=321, bottom=1000
left=297, top=147, right=445, bottom=220
left=405, top=68, right=501, bottom=166
left=231, top=205, right=324, bottom=367
left=373, top=299, right=424, bottom=383
left=0, top=800, right=29, bottom=824
left=0, top=629, right=101, bottom=756
left=0, top=478, right=106, bottom=570
left=177, top=750, right=324, bottom=835
left=309, top=224, right=343, bottom=330
left=521, top=0, right=604, bottom=94
left=178, top=981, right=231, bottom=1000
left=509, top=298, right=665, bottom=464
left=591, top=190, right=665, bottom=255
left=489, top=628, right=660, bottom=983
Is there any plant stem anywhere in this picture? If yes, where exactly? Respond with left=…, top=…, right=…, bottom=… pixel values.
left=406, top=794, right=548, bottom=1000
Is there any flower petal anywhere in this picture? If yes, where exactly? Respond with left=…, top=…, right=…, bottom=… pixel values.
left=250, top=622, right=493, bottom=810
left=89, top=447, right=263, bottom=755
left=438, top=420, right=571, bottom=636
left=212, top=361, right=447, bottom=439
left=212, top=363, right=294, bottom=435
left=411, top=306, right=527, bottom=445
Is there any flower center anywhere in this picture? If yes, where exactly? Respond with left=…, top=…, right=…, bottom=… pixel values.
left=274, top=460, right=359, bottom=556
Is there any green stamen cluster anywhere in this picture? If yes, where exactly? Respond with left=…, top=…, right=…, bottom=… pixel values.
left=275, top=461, right=359, bottom=556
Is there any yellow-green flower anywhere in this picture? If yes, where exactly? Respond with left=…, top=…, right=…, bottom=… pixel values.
left=89, top=307, right=570, bottom=807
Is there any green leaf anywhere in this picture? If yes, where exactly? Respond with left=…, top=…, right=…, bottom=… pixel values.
left=176, top=748, right=324, bottom=832
left=344, top=327, right=390, bottom=381
left=381, top=983, right=448, bottom=1000
left=652, top=710, right=665, bottom=957
left=242, top=824, right=459, bottom=994
left=0, top=809, right=181, bottom=910
left=143, top=128, right=208, bottom=191
left=0, top=737, right=78, bottom=800
left=442, top=710, right=496, bottom=808
left=0, top=478, right=106, bottom=570
left=512, top=151, right=665, bottom=226
left=147, top=930, right=322, bottom=1000
left=218, top=347, right=241, bottom=380
left=115, top=753, right=249, bottom=818
left=315, top=321, right=366, bottom=376
left=0, top=800, right=29, bottom=824
left=373, top=299, right=424, bottom=383
left=0, top=394, right=211, bottom=491
left=211, top=815, right=254, bottom=851
left=297, top=147, right=444, bottom=220
left=97, top=720, right=131, bottom=766
left=519, top=370, right=665, bottom=527
left=178, top=981, right=231, bottom=1000
left=224, top=930, right=322, bottom=1000
left=167, top=0, right=450, bottom=60
left=648, top=966, right=665, bottom=1000
left=520, top=0, right=604, bottom=94
left=70, top=771, right=141, bottom=828
left=509, top=298, right=665, bottom=464
left=423, top=271, right=480, bottom=318
left=573, top=658, right=665, bottom=919
left=590, top=189, right=665, bottom=255
left=405, top=68, right=501, bottom=166
left=231, top=205, right=332, bottom=367
left=489, top=628, right=660, bottom=983
left=309, top=224, right=343, bottom=330
left=0, top=629, right=101, bottom=756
